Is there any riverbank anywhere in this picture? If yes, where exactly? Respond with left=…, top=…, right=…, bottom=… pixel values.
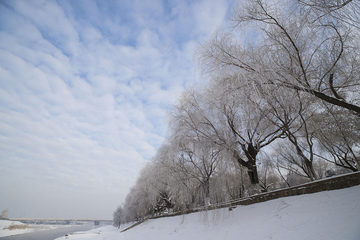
left=55, top=185, right=360, bottom=240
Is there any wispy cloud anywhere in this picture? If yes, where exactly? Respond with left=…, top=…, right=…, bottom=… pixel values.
left=0, top=0, right=230, bottom=219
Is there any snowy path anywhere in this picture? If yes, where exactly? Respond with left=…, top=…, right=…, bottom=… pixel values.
left=56, top=185, right=360, bottom=240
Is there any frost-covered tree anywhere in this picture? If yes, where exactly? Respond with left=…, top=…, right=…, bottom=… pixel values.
left=211, top=160, right=251, bottom=201
left=121, top=163, right=169, bottom=222
left=257, top=155, right=281, bottom=192
left=315, top=105, right=360, bottom=171
left=116, top=0, right=360, bottom=220
left=171, top=79, right=285, bottom=189
left=169, top=137, right=222, bottom=206
left=197, top=0, right=360, bottom=115
left=196, top=0, right=360, bottom=180
left=113, top=206, right=124, bottom=228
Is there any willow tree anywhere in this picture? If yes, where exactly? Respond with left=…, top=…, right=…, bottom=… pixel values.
left=169, top=136, right=222, bottom=206
left=197, top=0, right=360, bottom=115
left=170, top=78, right=285, bottom=189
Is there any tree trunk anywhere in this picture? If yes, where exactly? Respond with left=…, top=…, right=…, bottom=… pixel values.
left=247, top=164, right=259, bottom=185
left=202, top=180, right=211, bottom=207
left=244, top=143, right=260, bottom=185
left=233, top=144, right=260, bottom=185
left=304, top=159, right=318, bottom=181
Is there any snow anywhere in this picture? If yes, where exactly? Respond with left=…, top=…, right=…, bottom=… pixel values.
left=0, top=220, right=68, bottom=237
left=34, top=186, right=360, bottom=239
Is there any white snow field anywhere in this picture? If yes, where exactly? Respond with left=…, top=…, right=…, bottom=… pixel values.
left=55, top=185, right=359, bottom=240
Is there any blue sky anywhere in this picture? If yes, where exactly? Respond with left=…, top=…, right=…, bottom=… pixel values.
left=0, top=0, right=232, bottom=219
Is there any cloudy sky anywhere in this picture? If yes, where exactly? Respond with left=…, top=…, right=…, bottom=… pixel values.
left=0, top=0, right=232, bottom=219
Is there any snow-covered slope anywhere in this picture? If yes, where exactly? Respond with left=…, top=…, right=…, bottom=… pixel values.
left=57, top=185, right=360, bottom=240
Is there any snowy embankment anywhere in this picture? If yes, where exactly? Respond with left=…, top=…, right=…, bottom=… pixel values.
left=57, top=185, right=360, bottom=240
left=0, top=220, right=68, bottom=237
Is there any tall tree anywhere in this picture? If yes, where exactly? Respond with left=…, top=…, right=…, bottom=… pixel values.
left=170, top=79, right=285, bottom=188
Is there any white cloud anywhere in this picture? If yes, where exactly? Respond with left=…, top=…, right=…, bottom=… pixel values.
left=0, top=0, right=231, bottom=219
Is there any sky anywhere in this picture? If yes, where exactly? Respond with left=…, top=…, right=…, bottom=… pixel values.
left=0, top=0, right=233, bottom=219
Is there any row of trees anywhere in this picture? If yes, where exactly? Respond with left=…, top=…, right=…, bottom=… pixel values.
left=114, top=0, right=360, bottom=226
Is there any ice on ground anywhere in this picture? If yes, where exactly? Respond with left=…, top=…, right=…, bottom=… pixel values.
left=0, top=219, right=68, bottom=237
left=57, top=185, right=360, bottom=240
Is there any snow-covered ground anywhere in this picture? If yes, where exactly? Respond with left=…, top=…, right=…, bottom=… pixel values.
left=0, top=220, right=69, bottom=237
left=54, top=185, right=360, bottom=240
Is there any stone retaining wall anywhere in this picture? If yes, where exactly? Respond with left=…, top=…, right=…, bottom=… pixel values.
left=151, top=171, right=360, bottom=219
left=229, top=171, right=360, bottom=207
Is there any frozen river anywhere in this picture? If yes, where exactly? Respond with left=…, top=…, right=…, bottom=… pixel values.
left=0, top=224, right=97, bottom=240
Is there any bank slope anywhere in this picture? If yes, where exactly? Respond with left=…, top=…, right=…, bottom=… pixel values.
left=57, top=185, right=360, bottom=240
